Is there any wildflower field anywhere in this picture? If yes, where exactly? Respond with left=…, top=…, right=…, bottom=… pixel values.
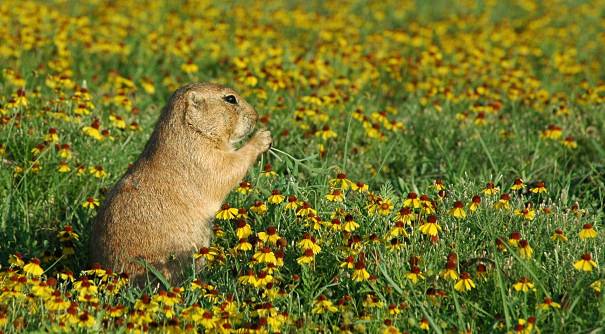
left=1, top=0, right=605, bottom=332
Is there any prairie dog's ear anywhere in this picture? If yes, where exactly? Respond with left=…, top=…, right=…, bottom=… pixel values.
left=187, top=90, right=205, bottom=107
left=184, top=90, right=221, bottom=138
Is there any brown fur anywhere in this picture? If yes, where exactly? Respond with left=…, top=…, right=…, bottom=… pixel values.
left=89, top=83, right=271, bottom=286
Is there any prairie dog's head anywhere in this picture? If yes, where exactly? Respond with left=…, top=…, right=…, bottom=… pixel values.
left=170, top=83, right=258, bottom=145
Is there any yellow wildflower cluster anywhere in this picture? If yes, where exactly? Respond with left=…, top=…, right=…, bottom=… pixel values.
left=1, top=0, right=604, bottom=332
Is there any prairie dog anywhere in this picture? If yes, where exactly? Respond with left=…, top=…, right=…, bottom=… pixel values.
left=90, top=83, right=271, bottom=286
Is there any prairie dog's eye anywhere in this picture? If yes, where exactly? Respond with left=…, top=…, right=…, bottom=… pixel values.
left=223, top=95, right=238, bottom=105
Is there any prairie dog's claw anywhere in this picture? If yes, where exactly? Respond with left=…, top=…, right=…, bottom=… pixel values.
left=252, top=129, right=272, bottom=153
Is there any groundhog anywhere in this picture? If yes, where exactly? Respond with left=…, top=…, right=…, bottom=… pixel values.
left=89, top=82, right=271, bottom=286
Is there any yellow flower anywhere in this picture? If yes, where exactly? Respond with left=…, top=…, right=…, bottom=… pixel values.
left=83, top=126, right=103, bottom=141
left=216, top=204, right=238, bottom=220
left=383, top=320, right=402, bottom=333
left=328, top=218, right=342, bottom=231
left=297, top=248, right=316, bottom=265
left=450, top=201, right=466, bottom=219
left=297, top=202, right=317, bottom=217
left=298, top=233, right=321, bottom=254
left=494, top=193, right=511, bottom=210
left=515, top=317, right=537, bottom=333
left=77, top=312, right=96, bottom=328
left=561, top=136, right=577, bottom=149
left=44, top=128, right=60, bottom=142
left=469, top=195, right=481, bottom=213
left=537, top=297, right=561, bottom=311
left=57, top=226, right=79, bottom=242
left=250, top=200, right=268, bottom=215
left=89, top=165, right=106, bottom=178
left=363, top=294, right=384, bottom=308
left=252, top=271, right=273, bottom=288
left=82, top=197, right=100, bottom=209
left=394, top=207, right=415, bottom=224
left=312, top=295, right=338, bottom=314
left=141, top=78, right=156, bottom=94
left=59, top=271, right=75, bottom=283
left=257, top=226, right=281, bottom=245
left=31, top=143, right=46, bottom=155
left=236, top=181, right=252, bottom=194
left=340, top=256, right=355, bottom=269
left=58, top=306, right=79, bottom=327
left=420, top=194, right=435, bottom=214
left=193, top=247, right=219, bottom=262
left=351, top=181, right=369, bottom=192
left=551, top=228, right=568, bottom=242
left=508, top=231, right=521, bottom=247
left=388, top=304, right=401, bottom=316
left=57, top=161, right=71, bottom=173
left=514, top=208, right=535, bottom=221
left=14, top=165, right=24, bottom=174
left=405, top=266, right=424, bottom=284
left=81, top=263, right=108, bottom=280
left=316, top=125, right=337, bottom=140
left=518, top=240, right=533, bottom=259
left=235, top=208, right=248, bottom=219
left=46, top=295, right=71, bottom=312
left=419, top=318, right=430, bottom=330
left=9, top=253, right=25, bottom=267
left=31, top=281, right=54, bottom=298
left=234, top=238, right=252, bottom=252
left=31, top=161, right=42, bottom=173
left=574, top=253, right=598, bottom=272
left=182, top=304, right=205, bottom=322
left=579, top=224, right=597, bottom=239
left=418, top=215, right=441, bottom=237
left=261, top=163, right=278, bottom=177
left=198, top=311, right=218, bottom=330
left=75, top=103, right=91, bottom=115
left=441, top=262, right=459, bottom=281
left=23, top=258, right=44, bottom=276
left=540, top=124, right=562, bottom=140
left=268, top=189, right=285, bottom=204
left=235, top=220, right=252, bottom=239
left=181, top=60, right=199, bottom=74
left=530, top=181, right=547, bottom=193
left=482, top=182, right=500, bottom=195
left=325, top=189, right=345, bottom=202
left=511, top=178, right=525, bottom=191
left=352, top=261, right=371, bottom=282
left=243, top=74, right=258, bottom=87
left=434, top=179, right=445, bottom=191
left=76, top=164, right=86, bottom=175
left=253, top=247, right=277, bottom=265
left=329, top=173, right=353, bottom=190
left=74, top=278, right=98, bottom=298
left=342, top=215, right=359, bottom=232
left=454, top=272, right=476, bottom=292
left=403, top=192, right=421, bottom=209
left=12, top=89, right=28, bottom=107
left=109, top=114, right=127, bottom=129
left=388, top=221, right=408, bottom=238
left=238, top=270, right=256, bottom=286
left=285, top=195, right=300, bottom=210
left=513, top=277, right=535, bottom=292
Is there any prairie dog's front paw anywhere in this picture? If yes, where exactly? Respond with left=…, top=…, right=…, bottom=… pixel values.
left=251, top=129, right=272, bottom=153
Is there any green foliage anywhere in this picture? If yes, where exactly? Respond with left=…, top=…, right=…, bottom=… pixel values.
left=1, top=0, right=605, bottom=333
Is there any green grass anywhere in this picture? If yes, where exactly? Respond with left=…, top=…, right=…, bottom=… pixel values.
left=0, top=0, right=604, bottom=332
